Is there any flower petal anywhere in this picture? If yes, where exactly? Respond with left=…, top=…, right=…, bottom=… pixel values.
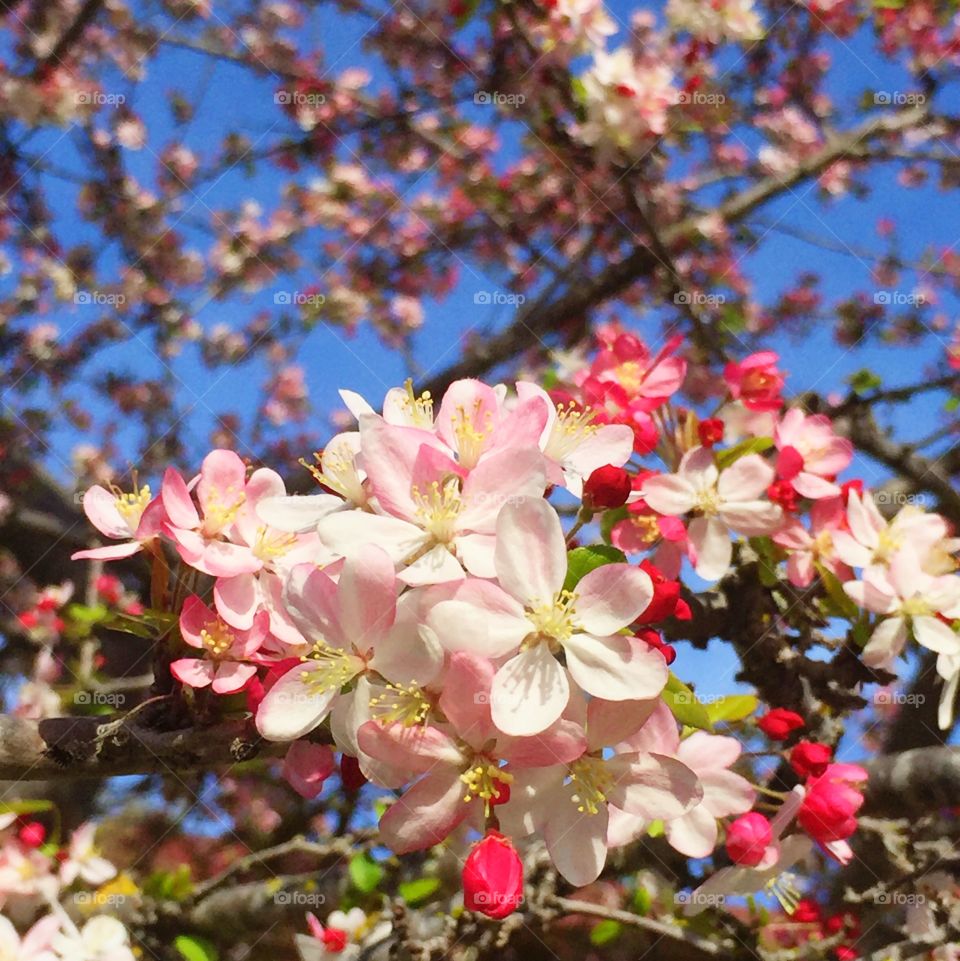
left=491, top=645, right=570, bottom=737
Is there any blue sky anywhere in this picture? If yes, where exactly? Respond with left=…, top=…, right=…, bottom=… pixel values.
left=4, top=2, right=957, bottom=710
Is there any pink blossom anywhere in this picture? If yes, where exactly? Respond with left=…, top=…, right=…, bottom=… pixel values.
left=723, top=352, right=785, bottom=412
left=774, top=409, right=853, bottom=499
left=71, top=483, right=166, bottom=562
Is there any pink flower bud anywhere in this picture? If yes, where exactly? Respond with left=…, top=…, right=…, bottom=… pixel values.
left=725, top=813, right=773, bottom=866
left=797, top=764, right=867, bottom=844
left=463, top=831, right=523, bottom=919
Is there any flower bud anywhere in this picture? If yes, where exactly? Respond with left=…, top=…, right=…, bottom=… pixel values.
left=17, top=821, right=46, bottom=848
left=698, top=418, right=725, bottom=447
left=725, top=813, right=772, bottom=867
left=463, top=831, right=523, bottom=919
left=757, top=708, right=805, bottom=741
left=583, top=465, right=632, bottom=510
left=789, top=741, right=832, bottom=780
left=797, top=765, right=866, bottom=844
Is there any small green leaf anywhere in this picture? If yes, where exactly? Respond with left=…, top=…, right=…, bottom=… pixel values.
left=816, top=563, right=860, bottom=620
left=600, top=506, right=629, bottom=545
left=65, top=603, right=109, bottom=625
left=174, top=935, right=218, bottom=961
left=399, top=877, right=441, bottom=905
left=0, top=800, right=54, bottom=816
left=645, top=819, right=664, bottom=838
left=590, top=920, right=622, bottom=946
left=633, top=885, right=652, bottom=915
left=349, top=853, right=384, bottom=893
left=662, top=674, right=713, bottom=730
left=848, top=368, right=882, bottom=396
left=715, top=437, right=773, bottom=470
left=705, top=694, right=758, bottom=725
left=563, top=545, right=627, bottom=592
left=945, top=396, right=959, bottom=413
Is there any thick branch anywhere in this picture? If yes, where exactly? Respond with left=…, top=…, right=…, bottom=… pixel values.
left=0, top=714, right=281, bottom=781
left=863, top=745, right=960, bottom=818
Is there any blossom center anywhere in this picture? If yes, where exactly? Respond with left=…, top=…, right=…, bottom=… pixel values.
left=253, top=525, right=297, bottom=562
left=526, top=590, right=579, bottom=642
left=900, top=596, right=933, bottom=618
left=300, top=641, right=364, bottom=695
left=460, top=760, right=513, bottom=815
left=547, top=403, right=599, bottom=461
left=452, top=402, right=493, bottom=469
left=398, top=380, right=434, bottom=428
left=369, top=683, right=431, bottom=726
left=201, top=487, right=246, bottom=537
left=200, top=619, right=235, bottom=658
left=113, top=483, right=151, bottom=528
left=695, top=485, right=722, bottom=516
left=568, top=756, right=614, bottom=815
left=411, top=476, right=463, bottom=543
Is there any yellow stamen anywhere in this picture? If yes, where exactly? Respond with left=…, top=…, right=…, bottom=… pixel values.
left=568, top=756, right=614, bottom=815
left=460, top=763, right=513, bottom=816
left=526, top=589, right=579, bottom=643
left=411, top=476, right=463, bottom=543
left=369, top=683, right=431, bottom=726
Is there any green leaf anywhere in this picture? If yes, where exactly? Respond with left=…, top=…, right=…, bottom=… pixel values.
left=0, top=799, right=55, bottom=815
left=65, top=603, right=109, bottom=625
left=705, top=694, right=758, bottom=725
left=599, top=506, right=629, bottom=545
left=563, top=545, right=627, bottom=592
left=101, top=613, right=160, bottom=639
left=945, top=396, right=959, bottom=413
left=645, top=819, right=664, bottom=838
left=590, top=920, right=622, bottom=946
left=399, top=877, right=441, bottom=905
left=662, top=674, right=713, bottom=730
left=715, top=437, right=773, bottom=470
left=632, top=885, right=652, bottom=915
left=848, top=368, right=882, bottom=396
left=349, top=853, right=384, bottom=893
left=142, top=865, right=193, bottom=902
left=174, top=936, right=218, bottom=961
left=816, top=563, right=860, bottom=620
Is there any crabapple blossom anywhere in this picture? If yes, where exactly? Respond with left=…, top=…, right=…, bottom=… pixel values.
left=774, top=409, right=853, bottom=499
left=641, top=447, right=783, bottom=580
left=71, top=483, right=165, bottom=562
left=425, top=496, right=661, bottom=735
left=462, top=832, right=524, bottom=919
left=726, top=813, right=773, bottom=866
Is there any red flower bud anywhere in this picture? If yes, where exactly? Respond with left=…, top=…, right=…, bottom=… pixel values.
left=17, top=821, right=46, bottom=848
left=698, top=418, right=725, bottom=447
left=840, top=479, right=863, bottom=504
left=463, top=831, right=523, bottom=919
left=757, top=708, right=805, bottom=741
left=725, top=813, right=772, bottom=866
left=792, top=899, right=821, bottom=924
left=340, top=754, right=368, bottom=792
left=767, top=479, right=798, bottom=512
left=636, top=560, right=683, bottom=623
left=797, top=766, right=865, bottom=844
left=583, top=465, right=632, bottom=510
left=790, top=741, right=833, bottom=780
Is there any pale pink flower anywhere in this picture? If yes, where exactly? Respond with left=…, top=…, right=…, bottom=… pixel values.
left=773, top=497, right=851, bottom=587
left=516, top=382, right=634, bottom=494
left=162, top=450, right=263, bottom=577
left=0, top=914, right=60, bottom=961
left=641, top=447, right=782, bottom=581
left=170, top=597, right=266, bottom=694
left=71, top=483, right=165, bottom=562
left=426, top=497, right=661, bottom=736
left=774, top=409, right=853, bottom=499
left=608, top=702, right=755, bottom=858
left=50, top=915, right=135, bottom=961
left=506, top=698, right=701, bottom=886
left=256, top=546, right=442, bottom=741
left=358, top=654, right=586, bottom=854
left=59, top=823, right=116, bottom=888
left=316, top=420, right=546, bottom=585
left=844, top=548, right=960, bottom=668
left=832, top=490, right=948, bottom=572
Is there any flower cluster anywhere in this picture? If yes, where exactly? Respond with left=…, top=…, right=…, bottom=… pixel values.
left=0, top=817, right=135, bottom=960
left=70, top=338, right=960, bottom=924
